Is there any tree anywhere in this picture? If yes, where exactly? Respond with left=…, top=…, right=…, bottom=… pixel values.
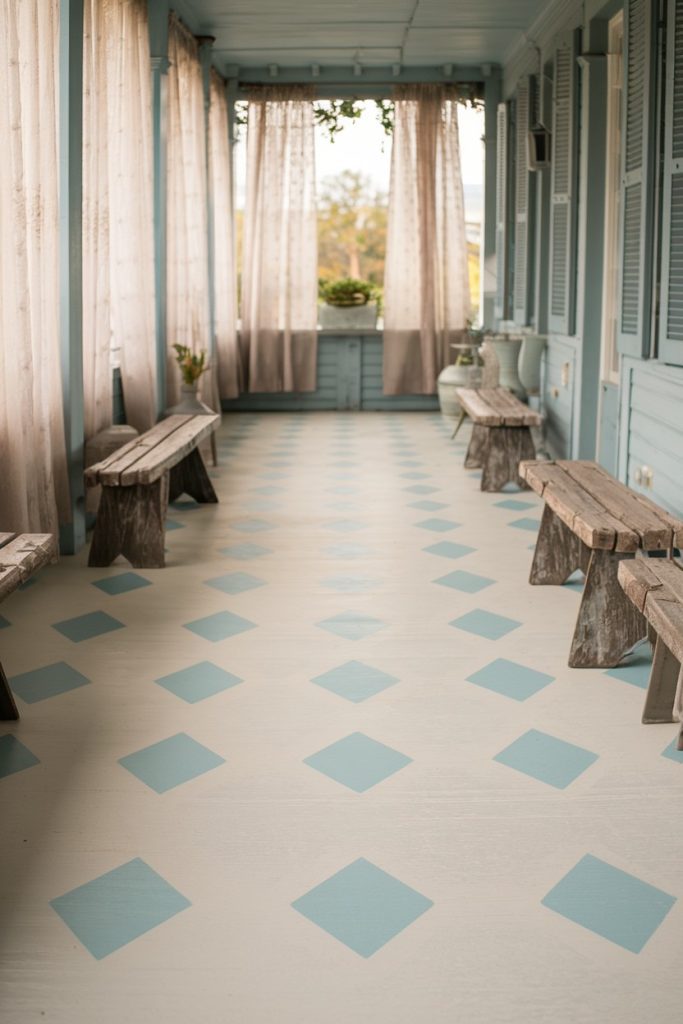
left=317, top=171, right=387, bottom=287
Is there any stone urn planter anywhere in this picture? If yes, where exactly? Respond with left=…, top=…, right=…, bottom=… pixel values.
left=319, top=301, right=378, bottom=330
left=489, top=335, right=525, bottom=399
left=518, top=334, right=547, bottom=397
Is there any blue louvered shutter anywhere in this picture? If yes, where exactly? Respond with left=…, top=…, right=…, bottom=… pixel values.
left=617, top=0, right=658, bottom=356
left=513, top=76, right=535, bottom=325
left=659, top=0, right=683, bottom=364
left=494, top=103, right=509, bottom=321
left=549, top=31, right=579, bottom=335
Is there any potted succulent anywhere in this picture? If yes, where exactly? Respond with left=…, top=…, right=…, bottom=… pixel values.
left=318, top=277, right=378, bottom=330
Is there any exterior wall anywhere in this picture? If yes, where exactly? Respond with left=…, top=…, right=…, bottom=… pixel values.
left=221, top=333, right=440, bottom=413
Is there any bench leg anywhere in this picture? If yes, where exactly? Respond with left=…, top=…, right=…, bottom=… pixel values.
left=569, top=549, right=647, bottom=668
left=451, top=409, right=467, bottom=440
left=88, top=476, right=168, bottom=569
left=529, top=504, right=591, bottom=584
left=480, top=426, right=536, bottom=492
left=642, top=635, right=681, bottom=724
left=0, top=661, right=19, bottom=720
left=169, top=448, right=218, bottom=504
left=464, top=424, right=489, bottom=469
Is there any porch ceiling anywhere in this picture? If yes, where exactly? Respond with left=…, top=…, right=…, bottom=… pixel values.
left=176, top=0, right=551, bottom=74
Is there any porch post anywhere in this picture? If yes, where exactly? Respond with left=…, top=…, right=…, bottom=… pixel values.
left=149, top=1, right=170, bottom=418
left=575, top=54, right=608, bottom=459
left=482, top=66, right=501, bottom=329
left=59, top=0, right=86, bottom=554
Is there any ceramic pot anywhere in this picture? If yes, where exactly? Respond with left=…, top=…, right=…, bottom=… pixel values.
left=437, top=361, right=473, bottom=420
left=489, top=336, right=525, bottom=399
left=517, top=335, right=547, bottom=396
left=319, top=302, right=377, bottom=330
left=167, top=382, right=214, bottom=416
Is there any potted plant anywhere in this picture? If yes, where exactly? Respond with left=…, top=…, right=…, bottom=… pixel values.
left=167, top=343, right=213, bottom=415
left=318, top=277, right=379, bottom=330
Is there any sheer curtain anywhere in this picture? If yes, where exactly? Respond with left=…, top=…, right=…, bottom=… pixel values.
left=209, top=69, right=241, bottom=399
left=383, top=85, right=470, bottom=395
left=241, top=86, right=318, bottom=393
left=0, top=0, right=69, bottom=536
left=82, top=0, right=157, bottom=436
left=166, top=15, right=218, bottom=412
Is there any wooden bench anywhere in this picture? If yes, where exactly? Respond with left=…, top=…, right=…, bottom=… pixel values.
left=454, top=387, right=542, bottom=491
left=0, top=532, right=56, bottom=719
left=619, top=558, right=683, bottom=748
left=521, top=459, right=683, bottom=668
left=85, top=414, right=219, bottom=569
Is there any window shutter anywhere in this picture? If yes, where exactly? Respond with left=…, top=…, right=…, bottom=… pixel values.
left=659, top=0, right=683, bottom=364
left=549, top=31, right=579, bottom=335
left=513, top=76, right=535, bottom=325
left=494, top=102, right=509, bottom=321
left=617, top=0, right=658, bottom=356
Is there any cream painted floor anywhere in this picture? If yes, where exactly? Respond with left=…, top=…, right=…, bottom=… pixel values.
left=1, top=412, right=683, bottom=1024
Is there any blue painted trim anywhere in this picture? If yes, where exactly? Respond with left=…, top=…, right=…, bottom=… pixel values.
left=483, top=71, right=501, bottom=328
left=59, top=0, right=86, bottom=554
left=149, top=2, right=170, bottom=418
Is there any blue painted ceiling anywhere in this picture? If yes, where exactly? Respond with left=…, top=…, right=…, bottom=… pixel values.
left=174, top=0, right=553, bottom=74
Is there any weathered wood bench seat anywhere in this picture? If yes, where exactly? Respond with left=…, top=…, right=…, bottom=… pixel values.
left=85, top=413, right=219, bottom=569
left=521, top=459, right=683, bottom=668
left=619, top=558, right=683, bottom=748
left=0, top=532, right=56, bottom=719
left=454, top=387, right=542, bottom=491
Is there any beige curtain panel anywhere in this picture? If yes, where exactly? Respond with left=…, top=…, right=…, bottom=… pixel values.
left=209, top=69, right=241, bottom=399
left=0, top=0, right=69, bottom=537
left=241, top=85, right=318, bottom=393
left=383, top=84, right=470, bottom=395
left=167, top=15, right=219, bottom=413
left=82, top=0, right=158, bottom=436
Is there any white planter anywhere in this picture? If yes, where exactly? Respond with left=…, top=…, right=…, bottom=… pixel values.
left=167, top=382, right=214, bottom=416
left=518, top=335, right=547, bottom=396
left=489, top=337, right=525, bottom=399
left=319, top=302, right=377, bottom=330
left=437, top=362, right=474, bottom=420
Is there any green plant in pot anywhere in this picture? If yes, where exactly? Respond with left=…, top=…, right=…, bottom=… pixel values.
left=173, top=343, right=207, bottom=388
left=319, top=277, right=378, bottom=329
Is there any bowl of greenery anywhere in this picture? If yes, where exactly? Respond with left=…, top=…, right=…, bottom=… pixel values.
left=318, top=278, right=379, bottom=329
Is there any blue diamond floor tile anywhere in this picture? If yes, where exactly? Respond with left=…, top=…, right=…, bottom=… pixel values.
left=541, top=854, right=676, bottom=953
left=494, top=498, right=536, bottom=511
left=494, top=729, right=598, bottom=789
left=304, top=732, right=412, bottom=792
left=0, top=735, right=40, bottom=779
left=416, top=518, right=460, bottom=532
left=204, top=572, right=265, bottom=595
left=119, top=732, right=225, bottom=793
left=661, top=737, right=683, bottom=764
left=326, top=520, right=366, bottom=533
left=10, top=661, right=91, bottom=704
left=327, top=485, right=359, bottom=495
left=155, top=661, right=243, bottom=703
left=165, top=519, right=184, bottom=532
left=508, top=517, right=542, bottom=532
left=423, top=541, right=476, bottom=559
left=312, top=660, right=399, bottom=702
left=434, top=570, right=495, bottom=593
left=230, top=518, right=274, bottom=533
left=0, top=616, right=10, bottom=629
left=321, top=576, right=378, bottom=593
left=466, top=658, right=554, bottom=700
left=450, top=609, right=521, bottom=641
left=183, top=610, right=257, bottom=642
left=50, top=858, right=191, bottom=960
left=403, top=485, right=439, bottom=495
left=317, top=611, right=386, bottom=641
left=52, top=611, right=125, bottom=643
left=218, top=543, right=271, bottom=560
left=169, top=499, right=199, bottom=511
left=18, top=576, right=38, bottom=591
left=292, top=858, right=433, bottom=958
left=91, top=572, right=152, bottom=596
left=400, top=472, right=430, bottom=480
left=604, top=648, right=652, bottom=689
left=398, top=460, right=423, bottom=468
left=408, top=500, right=449, bottom=511
left=325, top=543, right=372, bottom=560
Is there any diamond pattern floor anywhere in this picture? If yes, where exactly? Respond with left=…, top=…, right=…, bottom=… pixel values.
left=0, top=412, right=682, bottom=1023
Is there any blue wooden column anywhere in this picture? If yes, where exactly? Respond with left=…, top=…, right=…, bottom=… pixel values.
left=59, top=0, right=86, bottom=554
left=482, top=66, right=501, bottom=329
left=149, top=1, right=170, bottom=418
left=199, top=37, right=217, bottom=379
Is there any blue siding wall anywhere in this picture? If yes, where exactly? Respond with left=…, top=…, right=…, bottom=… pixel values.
left=597, top=381, right=619, bottom=475
left=620, top=359, right=683, bottom=517
left=542, top=337, right=577, bottom=458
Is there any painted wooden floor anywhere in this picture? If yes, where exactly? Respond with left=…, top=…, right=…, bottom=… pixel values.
left=1, top=412, right=682, bottom=1023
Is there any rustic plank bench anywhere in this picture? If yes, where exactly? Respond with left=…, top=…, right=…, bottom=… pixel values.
left=521, top=459, right=683, bottom=668
left=85, top=413, right=219, bottom=569
left=0, top=532, right=56, bottom=719
left=619, top=557, right=683, bottom=748
left=454, top=387, right=542, bottom=491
